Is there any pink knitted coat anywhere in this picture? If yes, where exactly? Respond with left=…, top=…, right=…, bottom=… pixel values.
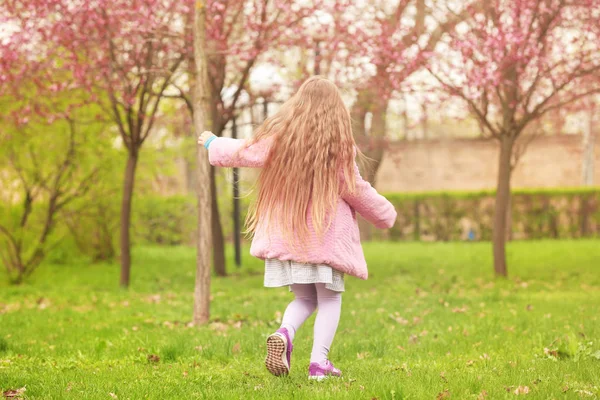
left=208, top=137, right=397, bottom=279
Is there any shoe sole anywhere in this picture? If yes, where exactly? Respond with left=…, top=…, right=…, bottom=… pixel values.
left=265, top=333, right=289, bottom=376
left=308, top=373, right=341, bottom=381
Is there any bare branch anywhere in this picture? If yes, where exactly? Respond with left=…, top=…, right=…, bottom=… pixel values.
left=141, top=56, right=185, bottom=143
left=427, top=67, right=501, bottom=138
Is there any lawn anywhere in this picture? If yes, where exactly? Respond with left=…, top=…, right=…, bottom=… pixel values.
left=1, top=240, right=599, bottom=399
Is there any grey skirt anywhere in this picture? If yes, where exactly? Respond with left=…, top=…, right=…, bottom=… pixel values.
left=264, top=259, right=345, bottom=292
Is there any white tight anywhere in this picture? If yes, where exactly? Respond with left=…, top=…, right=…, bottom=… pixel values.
left=280, top=283, right=342, bottom=364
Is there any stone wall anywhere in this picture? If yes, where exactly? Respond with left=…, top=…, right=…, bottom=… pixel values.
left=375, top=134, right=600, bottom=192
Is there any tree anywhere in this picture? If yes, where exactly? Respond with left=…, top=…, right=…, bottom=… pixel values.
left=192, top=0, right=212, bottom=325
left=175, top=0, right=327, bottom=276
left=429, top=0, right=600, bottom=276
left=310, top=0, right=477, bottom=184
left=580, top=97, right=598, bottom=186
left=2, top=0, right=193, bottom=287
left=0, top=96, right=107, bottom=283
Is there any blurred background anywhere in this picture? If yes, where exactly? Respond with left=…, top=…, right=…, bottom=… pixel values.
left=1, top=1, right=600, bottom=398
left=0, top=0, right=598, bottom=283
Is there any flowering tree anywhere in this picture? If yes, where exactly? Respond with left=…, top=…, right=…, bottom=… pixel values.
left=304, top=0, right=478, bottom=183
left=174, top=0, right=328, bottom=276
left=429, top=0, right=600, bottom=276
left=2, top=0, right=192, bottom=287
left=0, top=63, right=110, bottom=283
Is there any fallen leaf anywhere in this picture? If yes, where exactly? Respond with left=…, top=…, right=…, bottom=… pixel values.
left=253, top=385, right=263, bottom=391
left=575, top=390, right=594, bottom=397
left=183, top=371, right=188, bottom=377
left=452, top=306, right=468, bottom=313
left=543, top=348, right=559, bottom=358
left=477, top=390, right=488, bottom=399
left=147, top=354, right=160, bottom=363
left=436, top=389, right=450, bottom=399
left=514, top=386, right=530, bottom=395
left=2, top=387, right=26, bottom=399
left=391, top=314, right=409, bottom=325
left=480, top=353, right=490, bottom=360
left=409, top=334, right=419, bottom=344
left=146, top=294, right=161, bottom=303
left=209, top=322, right=228, bottom=332
left=109, top=393, right=118, bottom=399
left=359, top=385, right=365, bottom=391
left=466, top=360, right=475, bottom=367
left=526, top=304, right=533, bottom=311
left=232, top=342, right=241, bottom=353
left=440, top=371, right=448, bottom=383
left=562, top=385, right=569, bottom=393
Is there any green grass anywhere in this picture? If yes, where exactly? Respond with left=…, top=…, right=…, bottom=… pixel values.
left=1, top=240, right=599, bottom=399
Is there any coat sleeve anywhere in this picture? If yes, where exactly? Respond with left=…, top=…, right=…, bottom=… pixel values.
left=207, top=137, right=270, bottom=168
left=341, top=162, right=397, bottom=229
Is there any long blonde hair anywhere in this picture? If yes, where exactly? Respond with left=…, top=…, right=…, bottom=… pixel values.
left=243, top=76, right=358, bottom=250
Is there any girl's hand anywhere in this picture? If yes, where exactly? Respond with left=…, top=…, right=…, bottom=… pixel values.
left=198, top=131, right=215, bottom=146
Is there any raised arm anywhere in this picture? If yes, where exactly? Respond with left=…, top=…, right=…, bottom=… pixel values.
left=207, top=137, right=271, bottom=168
left=342, top=162, right=397, bottom=229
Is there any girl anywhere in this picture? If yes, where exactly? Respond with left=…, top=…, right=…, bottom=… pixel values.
left=198, top=76, right=396, bottom=380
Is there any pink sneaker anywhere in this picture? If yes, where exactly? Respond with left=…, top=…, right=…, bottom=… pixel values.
left=265, top=328, right=293, bottom=376
left=308, top=360, right=342, bottom=380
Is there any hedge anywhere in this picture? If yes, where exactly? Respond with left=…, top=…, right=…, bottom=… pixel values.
left=132, top=187, right=599, bottom=244
left=4, top=188, right=596, bottom=267
left=382, top=188, right=600, bottom=241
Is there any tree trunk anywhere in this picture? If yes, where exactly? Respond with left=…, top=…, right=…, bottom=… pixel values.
left=120, top=151, right=138, bottom=288
left=582, top=108, right=595, bottom=186
left=493, top=137, right=513, bottom=277
left=314, top=40, right=321, bottom=75
left=351, top=92, right=387, bottom=240
left=185, top=149, right=198, bottom=194
left=211, top=168, right=227, bottom=276
left=231, top=116, right=241, bottom=267
left=505, top=194, right=513, bottom=242
left=364, top=98, right=387, bottom=184
left=421, top=102, right=428, bottom=139
left=193, top=0, right=212, bottom=326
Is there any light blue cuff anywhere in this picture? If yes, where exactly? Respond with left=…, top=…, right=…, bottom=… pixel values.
left=204, top=135, right=216, bottom=149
